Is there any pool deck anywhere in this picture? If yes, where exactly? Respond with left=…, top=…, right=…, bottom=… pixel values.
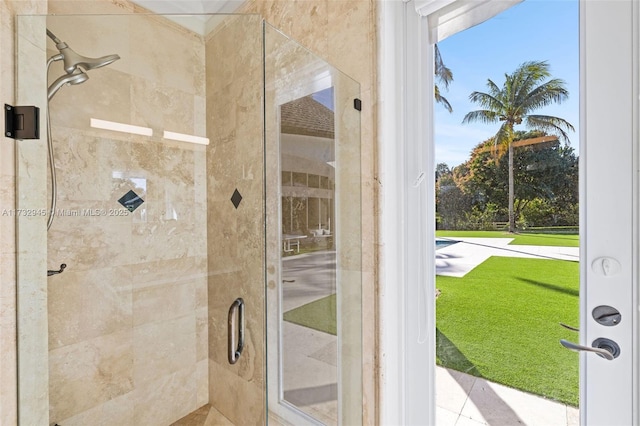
left=436, top=237, right=579, bottom=278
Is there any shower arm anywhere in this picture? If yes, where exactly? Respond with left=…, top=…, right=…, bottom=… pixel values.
left=46, top=29, right=63, bottom=45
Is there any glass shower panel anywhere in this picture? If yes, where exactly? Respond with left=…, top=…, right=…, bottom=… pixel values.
left=264, top=24, right=362, bottom=426
left=16, top=13, right=265, bottom=425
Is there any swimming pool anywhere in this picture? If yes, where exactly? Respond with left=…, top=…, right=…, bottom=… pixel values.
left=436, top=239, right=459, bottom=250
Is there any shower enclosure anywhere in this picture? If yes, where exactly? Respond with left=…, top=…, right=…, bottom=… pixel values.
left=15, top=11, right=361, bottom=426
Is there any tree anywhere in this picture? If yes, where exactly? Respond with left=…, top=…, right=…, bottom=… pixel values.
left=462, top=61, right=574, bottom=232
left=436, top=163, right=473, bottom=229
left=435, top=44, right=453, bottom=113
left=455, top=130, right=578, bottom=229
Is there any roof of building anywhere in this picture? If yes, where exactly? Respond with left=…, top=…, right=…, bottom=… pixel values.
left=280, top=95, right=335, bottom=139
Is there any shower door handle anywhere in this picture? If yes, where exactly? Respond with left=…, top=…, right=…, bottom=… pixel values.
left=228, top=298, right=245, bottom=364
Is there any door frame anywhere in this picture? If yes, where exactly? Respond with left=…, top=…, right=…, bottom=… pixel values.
left=377, top=0, right=640, bottom=424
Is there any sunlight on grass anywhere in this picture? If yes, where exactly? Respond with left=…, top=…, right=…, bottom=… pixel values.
left=436, top=230, right=579, bottom=247
left=436, top=256, right=579, bottom=406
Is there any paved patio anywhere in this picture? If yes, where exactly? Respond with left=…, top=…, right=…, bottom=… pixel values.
left=436, top=366, right=579, bottom=426
left=437, top=237, right=579, bottom=277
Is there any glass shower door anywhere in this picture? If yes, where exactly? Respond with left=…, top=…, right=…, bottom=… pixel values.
left=16, top=12, right=267, bottom=425
left=264, top=24, right=363, bottom=425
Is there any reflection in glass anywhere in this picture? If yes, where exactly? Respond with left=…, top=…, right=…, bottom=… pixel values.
left=280, top=87, right=338, bottom=424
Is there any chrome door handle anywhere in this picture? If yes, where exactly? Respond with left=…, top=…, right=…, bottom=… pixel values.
left=228, top=298, right=245, bottom=364
left=560, top=339, right=616, bottom=360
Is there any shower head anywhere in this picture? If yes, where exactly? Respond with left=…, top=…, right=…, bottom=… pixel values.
left=46, top=29, right=120, bottom=74
left=56, top=43, right=120, bottom=73
left=48, top=71, right=89, bottom=101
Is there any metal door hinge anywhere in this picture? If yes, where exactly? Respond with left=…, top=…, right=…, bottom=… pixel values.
left=354, top=98, right=362, bottom=111
left=5, top=104, right=40, bottom=140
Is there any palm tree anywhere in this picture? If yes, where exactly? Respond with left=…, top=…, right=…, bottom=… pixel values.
left=435, top=44, right=453, bottom=113
left=462, top=60, right=574, bottom=233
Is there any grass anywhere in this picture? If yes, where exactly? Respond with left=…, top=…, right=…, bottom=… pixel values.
left=283, top=294, right=337, bottom=335
left=436, top=256, right=579, bottom=406
left=436, top=230, right=579, bottom=247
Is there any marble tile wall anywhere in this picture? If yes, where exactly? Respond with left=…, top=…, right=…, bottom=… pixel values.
left=204, top=14, right=266, bottom=425
left=245, top=1, right=378, bottom=424
left=40, top=9, right=208, bottom=425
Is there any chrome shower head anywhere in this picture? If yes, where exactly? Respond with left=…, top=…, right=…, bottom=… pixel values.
left=48, top=71, right=89, bottom=101
left=46, top=29, right=120, bottom=74
left=56, top=43, right=120, bottom=73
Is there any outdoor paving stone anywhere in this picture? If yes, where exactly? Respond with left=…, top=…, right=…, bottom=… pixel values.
left=460, top=375, right=569, bottom=426
left=436, top=366, right=476, bottom=415
left=436, top=238, right=579, bottom=277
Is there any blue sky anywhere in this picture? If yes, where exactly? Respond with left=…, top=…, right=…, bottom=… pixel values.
left=435, top=0, right=579, bottom=168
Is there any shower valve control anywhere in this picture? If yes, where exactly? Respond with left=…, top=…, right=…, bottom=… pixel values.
left=4, top=104, right=40, bottom=140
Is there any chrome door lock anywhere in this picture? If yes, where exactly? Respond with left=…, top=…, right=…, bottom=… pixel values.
left=592, top=305, right=621, bottom=326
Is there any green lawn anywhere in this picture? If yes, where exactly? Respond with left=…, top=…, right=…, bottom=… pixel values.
left=284, top=294, right=337, bottom=335
left=437, top=256, right=579, bottom=406
left=436, top=230, right=579, bottom=247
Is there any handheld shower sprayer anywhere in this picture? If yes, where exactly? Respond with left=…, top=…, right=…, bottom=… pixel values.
left=47, top=70, right=89, bottom=100
left=45, top=28, right=121, bottom=238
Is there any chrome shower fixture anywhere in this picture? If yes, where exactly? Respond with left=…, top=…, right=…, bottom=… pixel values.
left=45, top=28, right=120, bottom=232
left=46, top=29, right=120, bottom=74
left=47, top=70, right=89, bottom=101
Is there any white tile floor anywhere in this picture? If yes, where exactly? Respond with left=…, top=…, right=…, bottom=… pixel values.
left=436, top=366, right=579, bottom=426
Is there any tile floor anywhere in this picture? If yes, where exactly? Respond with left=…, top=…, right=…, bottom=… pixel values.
left=436, top=366, right=579, bottom=426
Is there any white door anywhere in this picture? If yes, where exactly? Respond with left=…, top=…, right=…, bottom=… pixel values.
left=379, top=0, right=639, bottom=424
left=576, top=1, right=638, bottom=424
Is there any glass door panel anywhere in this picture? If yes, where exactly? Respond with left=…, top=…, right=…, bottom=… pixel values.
left=264, top=24, right=362, bottom=425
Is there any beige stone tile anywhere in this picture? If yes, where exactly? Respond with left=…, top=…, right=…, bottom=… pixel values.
left=203, top=405, right=235, bottom=426
left=48, top=265, right=132, bottom=350
left=128, top=257, right=205, bottom=288
left=48, top=66, right=131, bottom=131
left=129, top=13, right=204, bottom=96
left=133, top=314, right=196, bottom=387
left=196, top=359, right=209, bottom=408
left=45, top=14, right=131, bottom=76
left=327, top=0, right=373, bottom=86
left=209, top=360, right=265, bottom=425
left=49, top=329, right=134, bottom=423
left=133, top=364, right=197, bottom=426
left=130, top=75, right=196, bottom=135
left=47, top=215, right=132, bottom=271
left=48, top=0, right=134, bottom=15
left=133, top=281, right=195, bottom=326
left=196, top=307, right=208, bottom=361
left=56, top=391, right=134, bottom=426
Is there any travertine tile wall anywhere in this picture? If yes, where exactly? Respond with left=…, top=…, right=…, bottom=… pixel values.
left=242, top=1, right=378, bottom=423
left=1, top=2, right=48, bottom=424
left=41, top=9, right=208, bottom=425
left=204, top=15, right=266, bottom=425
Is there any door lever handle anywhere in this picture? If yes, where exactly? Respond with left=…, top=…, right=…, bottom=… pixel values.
left=560, top=339, right=615, bottom=360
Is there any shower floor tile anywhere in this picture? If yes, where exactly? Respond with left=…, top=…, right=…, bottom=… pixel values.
left=171, top=404, right=234, bottom=426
